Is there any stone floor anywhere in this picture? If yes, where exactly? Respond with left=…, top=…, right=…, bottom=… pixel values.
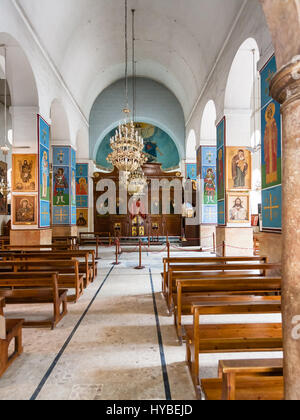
left=0, top=246, right=282, bottom=400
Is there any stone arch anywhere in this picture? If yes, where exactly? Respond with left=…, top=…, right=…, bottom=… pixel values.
left=186, top=129, right=196, bottom=162
left=200, top=100, right=217, bottom=146
left=50, top=99, right=71, bottom=145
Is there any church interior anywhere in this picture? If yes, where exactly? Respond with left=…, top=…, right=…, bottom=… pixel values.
left=0, top=0, right=299, bottom=401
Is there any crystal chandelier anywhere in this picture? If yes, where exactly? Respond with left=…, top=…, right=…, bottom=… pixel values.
left=107, top=1, right=147, bottom=174
left=127, top=166, right=148, bottom=196
left=124, top=8, right=148, bottom=196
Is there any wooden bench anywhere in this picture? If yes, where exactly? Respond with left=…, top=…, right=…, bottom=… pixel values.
left=4, top=244, right=75, bottom=252
left=0, top=250, right=96, bottom=287
left=167, top=263, right=281, bottom=310
left=0, top=260, right=84, bottom=303
left=52, top=236, right=79, bottom=250
left=174, top=278, right=281, bottom=341
left=0, top=297, right=24, bottom=378
left=0, top=272, right=68, bottom=329
left=162, top=256, right=268, bottom=294
left=201, top=358, right=283, bottom=400
left=184, top=301, right=282, bottom=396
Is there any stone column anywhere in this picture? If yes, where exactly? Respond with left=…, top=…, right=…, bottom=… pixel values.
left=270, top=58, right=300, bottom=400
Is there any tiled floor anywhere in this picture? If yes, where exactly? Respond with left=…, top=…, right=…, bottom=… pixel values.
left=0, top=246, right=282, bottom=400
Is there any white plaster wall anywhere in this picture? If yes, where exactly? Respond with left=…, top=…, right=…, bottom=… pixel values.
left=187, top=0, right=272, bottom=142
left=0, top=0, right=87, bottom=151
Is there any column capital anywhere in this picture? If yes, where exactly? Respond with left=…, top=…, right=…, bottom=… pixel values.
left=270, top=57, right=300, bottom=108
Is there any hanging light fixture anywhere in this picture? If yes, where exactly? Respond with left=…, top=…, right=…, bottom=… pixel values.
left=107, top=1, right=147, bottom=175
left=127, top=8, right=147, bottom=196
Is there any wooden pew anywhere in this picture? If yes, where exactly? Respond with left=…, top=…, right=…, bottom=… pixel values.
left=0, top=272, right=68, bottom=329
left=0, top=249, right=98, bottom=281
left=4, top=244, right=75, bottom=252
left=167, top=263, right=281, bottom=310
left=184, top=300, right=282, bottom=395
left=52, top=236, right=79, bottom=250
left=174, top=279, right=281, bottom=342
left=0, top=250, right=95, bottom=287
left=201, top=358, right=283, bottom=400
left=0, top=260, right=84, bottom=303
left=162, top=256, right=268, bottom=294
left=0, top=297, right=24, bottom=378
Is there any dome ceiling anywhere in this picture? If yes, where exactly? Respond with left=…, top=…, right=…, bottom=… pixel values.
left=17, top=0, right=246, bottom=120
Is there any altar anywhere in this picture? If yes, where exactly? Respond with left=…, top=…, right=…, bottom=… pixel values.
left=93, top=163, right=183, bottom=238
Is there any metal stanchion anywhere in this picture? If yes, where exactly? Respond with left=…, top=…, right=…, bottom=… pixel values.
left=95, top=235, right=101, bottom=260
left=112, top=238, right=121, bottom=266
left=167, top=241, right=170, bottom=259
left=212, top=233, right=216, bottom=255
left=134, top=240, right=145, bottom=270
left=222, top=241, right=225, bottom=257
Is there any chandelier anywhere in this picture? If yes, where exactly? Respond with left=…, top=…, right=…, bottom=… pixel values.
left=127, top=166, right=148, bottom=196
left=107, top=117, right=147, bottom=173
left=107, top=1, right=147, bottom=175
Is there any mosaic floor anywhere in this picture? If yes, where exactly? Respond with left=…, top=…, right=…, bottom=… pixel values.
left=0, top=246, right=282, bottom=400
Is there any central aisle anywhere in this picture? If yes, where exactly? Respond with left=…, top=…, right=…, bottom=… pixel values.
left=0, top=246, right=197, bottom=400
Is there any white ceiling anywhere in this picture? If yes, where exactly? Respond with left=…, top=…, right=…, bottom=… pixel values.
left=17, top=0, right=246, bottom=120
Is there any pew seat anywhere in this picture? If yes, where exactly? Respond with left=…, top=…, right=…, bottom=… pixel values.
left=0, top=318, right=24, bottom=377
left=201, top=358, right=283, bottom=400
left=0, top=273, right=68, bottom=329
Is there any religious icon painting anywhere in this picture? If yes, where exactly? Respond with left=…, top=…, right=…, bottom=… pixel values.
left=216, top=118, right=226, bottom=204
left=186, top=163, right=197, bottom=181
left=38, top=115, right=51, bottom=228
left=217, top=200, right=226, bottom=226
left=226, top=147, right=252, bottom=191
left=0, top=161, right=8, bottom=215
left=53, top=205, right=70, bottom=225
left=227, top=192, right=250, bottom=224
left=217, top=146, right=225, bottom=201
left=202, top=166, right=217, bottom=205
left=76, top=208, right=88, bottom=227
left=13, top=195, right=37, bottom=225
left=261, top=100, right=282, bottom=190
left=201, top=147, right=217, bottom=167
left=53, top=166, right=70, bottom=206
left=76, top=163, right=88, bottom=178
left=52, top=146, right=70, bottom=167
left=261, top=186, right=282, bottom=231
left=12, top=155, right=37, bottom=192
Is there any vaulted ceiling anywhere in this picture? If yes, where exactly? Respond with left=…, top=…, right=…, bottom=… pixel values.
left=17, top=0, right=246, bottom=120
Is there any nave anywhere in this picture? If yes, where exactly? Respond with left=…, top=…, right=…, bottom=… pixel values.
left=0, top=246, right=282, bottom=401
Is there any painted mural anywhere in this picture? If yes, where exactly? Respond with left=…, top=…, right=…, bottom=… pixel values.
left=38, top=115, right=50, bottom=228
left=186, top=163, right=197, bottom=181
left=12, top=154, right=37, bottom=192
left=0, top=161, right=8, bottom=215
left=260, top=55, right=282, bottom=231
left=76, top=163, right=89, bottom=227
left=13, top=195, right=37, bottom=225
left=96, top=123, right=180, bottom=171
left=200, top=146, right=217, bottom=225
left=217, top=118, right=226, bottom=226
left=52, top=146, right=76, bottom=226
left=226, top=147, right=252, bottom=191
